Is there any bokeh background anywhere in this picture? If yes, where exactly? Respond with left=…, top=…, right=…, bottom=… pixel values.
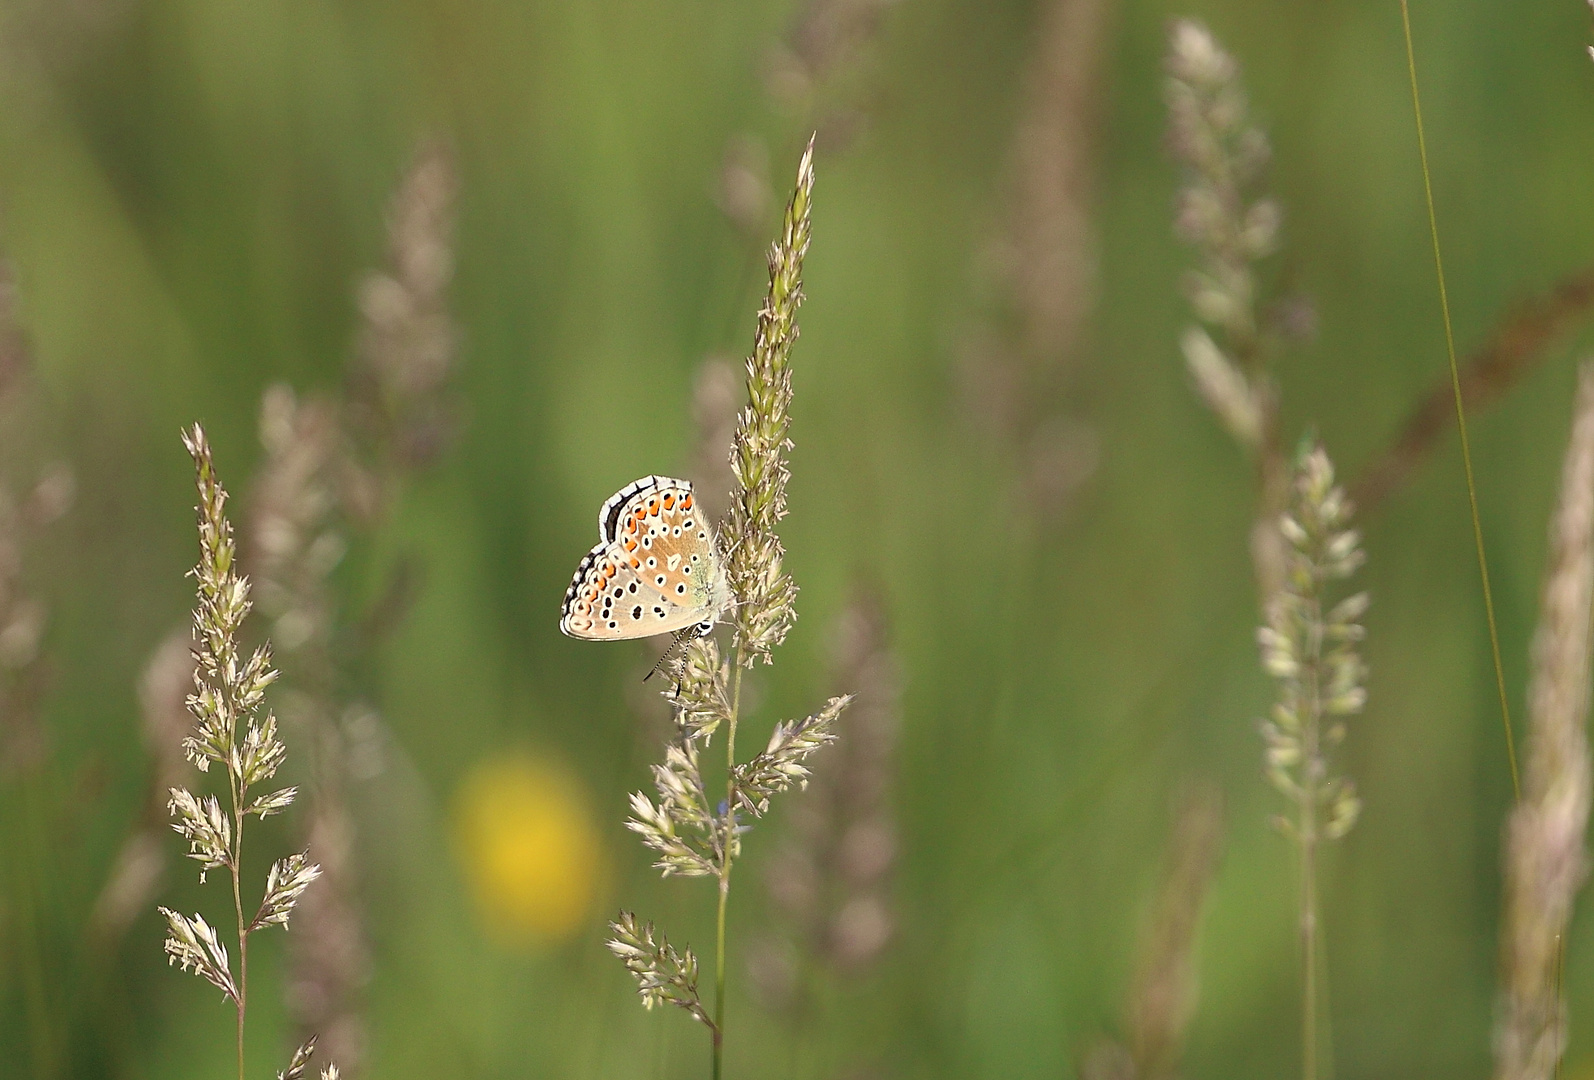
left=1, top=1, right=1594, bottom=1078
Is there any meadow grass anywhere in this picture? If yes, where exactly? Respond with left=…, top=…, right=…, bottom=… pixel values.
left=4, top=6, right=1594, bottom=1079
left=1158, top=14, right=1594, bottom=1080
left=158, top=425, right=332, bottom=1080
left=607, top=139, right=855, bottom=1080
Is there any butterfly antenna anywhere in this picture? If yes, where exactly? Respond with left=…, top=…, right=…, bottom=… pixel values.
left=642, top=628, right=695, bottom=683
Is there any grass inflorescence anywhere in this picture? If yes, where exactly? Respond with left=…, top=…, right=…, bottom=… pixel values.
left=1166, top=23, right=1368, bottom=1080
left=158, top=425, right=335, bottom=1080
left=751, top=589, right=901, bottom=1024
left=1493, top=364, right=1594, bottom=1080
left=607, top=137, right=851, bottom=1080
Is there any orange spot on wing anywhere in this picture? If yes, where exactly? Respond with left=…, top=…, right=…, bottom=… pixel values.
left=681, top=495, right=692, bottom=510
left=662, top=494, right=675, bottom=510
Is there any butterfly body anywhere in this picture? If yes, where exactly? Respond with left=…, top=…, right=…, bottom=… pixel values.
left=560, top=476, right=730, bottom=640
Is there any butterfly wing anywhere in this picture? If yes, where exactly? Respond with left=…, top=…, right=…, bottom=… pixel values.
left=596, top=474, right=674, bottom=544
left=561, top=478, right=728, bottom=640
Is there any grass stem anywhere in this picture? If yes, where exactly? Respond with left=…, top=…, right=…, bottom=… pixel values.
left=1399, top=0, right=1519, bottom=800
left=1298, top=596, right=1322, bottom=1080
left=714, top=658, right=746, bottom=1080
left=230, top=770, right=247, bottom=1080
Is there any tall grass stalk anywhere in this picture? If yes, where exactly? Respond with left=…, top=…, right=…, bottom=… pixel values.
left=0, top=261, right=73, bottom=1079
left=1258, top=445, right=1366, bottom=1080
left=608, top=138, right=851, bottom=1080
left=1398, top=0, right=1518, bottom=799
left=249, top=140, right=458, bottom=1073
left=956, top=0, right=1110, bottom=518
left=1083, top=784, right=1223, bottom=1080
left=93, top=633, right=194, bottom=938
left=752, top=588, right=900, bottom=1019
left=1493, top=364, right=1594, bottom=1080
left=1164, top=18, right=1293, bottom=599
left=1352, top=266, right=1594, bottom=511
left=1166, top=24, right=1365, bottom=1079
left=159, top=426, right=334, bottom=1080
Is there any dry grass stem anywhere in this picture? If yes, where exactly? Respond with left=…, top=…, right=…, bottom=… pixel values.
left=716, top=137, right=773, bottom=240
left=0, top=264, right=71, bottom=777
left=251, top=386, right=346, bottom=655
left=0, top=463, right=69, bottom=776
left=768, top=0, right=899, bottom=157
left=0, top=263, right=38, bottom=402
left=1259, top=445, right=1367, bottom=842
left=1083, top=784, right=1224, bottom=1080
left=348, top=140, right=460, bottom=475
left=93, top=632, right=194, bottom=938
left=754, top=590, right=901, bottom=1012
left=1165, top=18, right=1294, bottom=599
left=959, top=0, right=1112, bottom=517
left=714, top=0, right=893, bottom=240
left=1166, top=26, right=1371, bottom=1080
left=767, top=0, right=899, bottom=110
left=287, top=798, right=370, bottom=1071
left=1129, top=785, right=1224, bottom=1080
left=0, top=260, right=74, bottom=1079
left=1493, top=363, right=1594, bottom=1080
left=253, top=141, right=461, bottom=1074
left=250, top=385, right=373, bottom=1074
left=1009, top=0, right=1112, bottom=368
left=1352, top=267, right=1594, bottom=511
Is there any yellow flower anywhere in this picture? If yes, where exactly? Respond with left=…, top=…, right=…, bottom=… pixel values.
left=454, top=754, right=602, bottom=944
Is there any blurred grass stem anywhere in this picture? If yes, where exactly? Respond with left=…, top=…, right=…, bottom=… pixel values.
left=1353, top=267, right=1594, bottom=511
left=1258, top=446, right=1366, bottom=1080
left=1298, top=615, right=1321, bottom=1080
left=1493, top=364, right=1594, bottom=1080
left=1399, top=0, right=1518, bottom=799
left=15, top=777, right=58, bottom=1079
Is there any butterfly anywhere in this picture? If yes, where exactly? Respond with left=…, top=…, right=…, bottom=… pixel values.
left=560, top=476, right=731, bottom=645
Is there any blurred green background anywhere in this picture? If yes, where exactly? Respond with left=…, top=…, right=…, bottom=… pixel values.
left=2, top=0, right=1594, bottom=1078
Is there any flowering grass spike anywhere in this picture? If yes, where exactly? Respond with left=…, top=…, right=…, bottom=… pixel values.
left=1258, top=443, right=1366, bottom=844
left=1166, top=18, right=1300, bottom=600
left=725, top=140, right=811, bottom=667
left=1494, top=364, right=1594, bottom=1080
left=1256, top=440, right=1366, bottom=1080
left=607, top=138, right=850, bottom=1080
left=159, top=425, right=334, bottom=1080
